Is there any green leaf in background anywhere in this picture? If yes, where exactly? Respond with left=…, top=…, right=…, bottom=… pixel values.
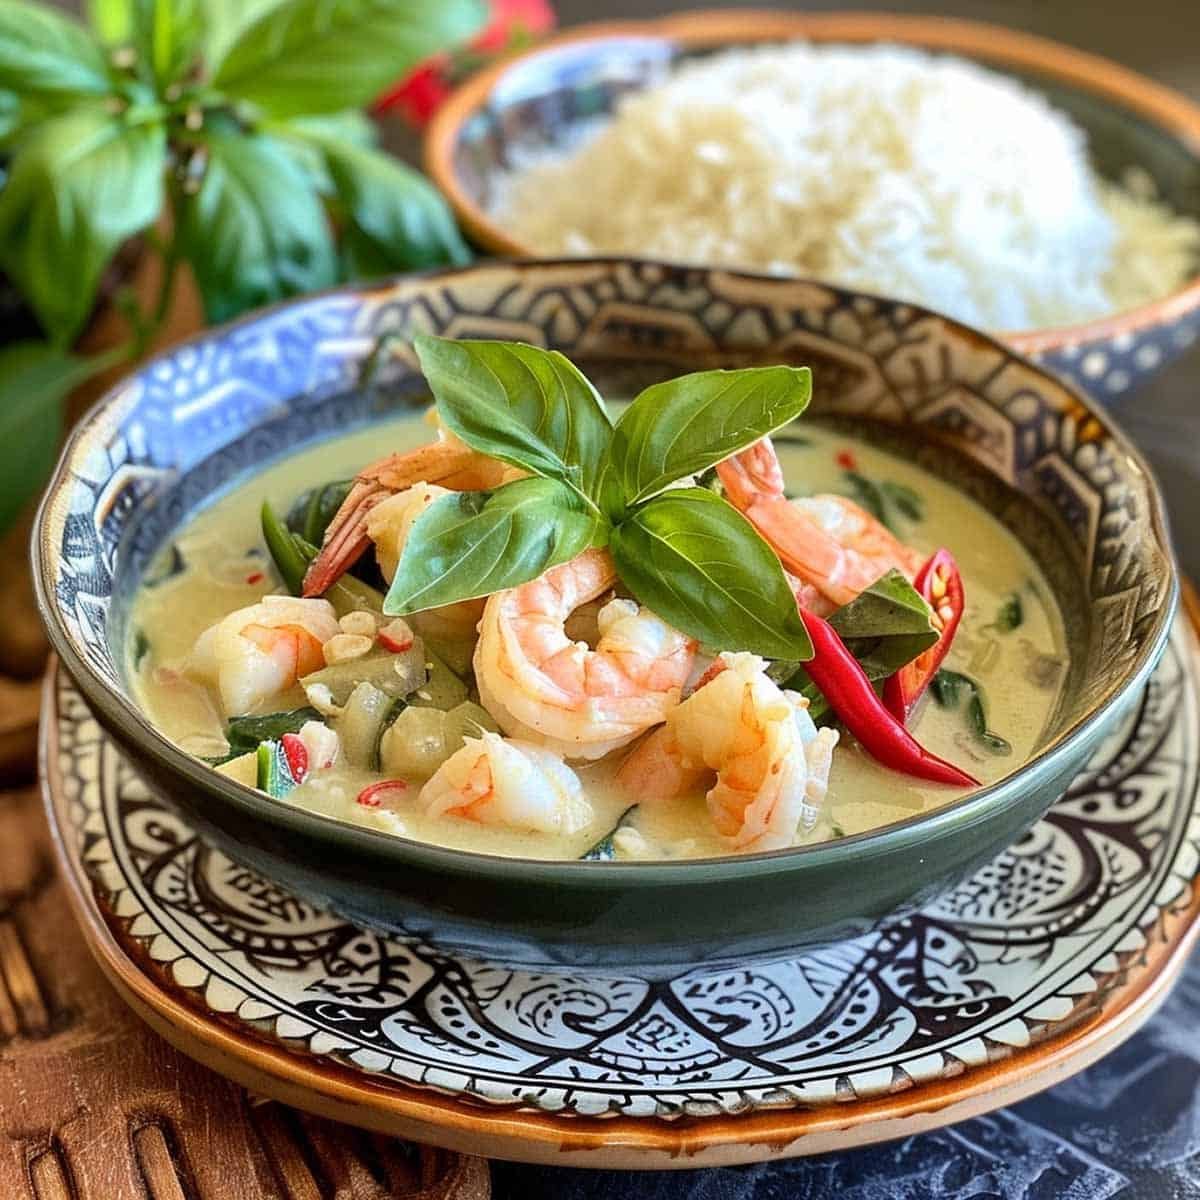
left=604, top=366, right=812, bottom=510
left=212, top=0, right=487, bottom=117
left=274, top=110, right=377, bottom=195
left=0, top=88, right=18, bottom=141
left=0, top=342, right=107, bottom=533
left=200, top=0, right=281, bottom=67
left=134, top=0, right=207, bottom=89
left=0, top=105, right=165, bottom=343
left=86, top=0, right=132, bottom=43
left=609, top=487, right=812, bottom=661
left=384, top=477, right=607, bottom=615
left=319, top=139, right=470, bottom=272
left=0, top=1, right=110, bottom=99
left=414, top=335, right=613, bottom=504
left=177, top=128, right=336, bottom=323
left=827, top=568, right=938, bottom=679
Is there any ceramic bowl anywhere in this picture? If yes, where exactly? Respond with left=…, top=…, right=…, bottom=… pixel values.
left=425, top=11, right=1200, bottom=400
left=33, top=258, right=1177, bottom=973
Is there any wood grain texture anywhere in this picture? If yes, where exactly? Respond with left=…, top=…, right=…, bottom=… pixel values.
left=0, top=786, right=490, bottom=1200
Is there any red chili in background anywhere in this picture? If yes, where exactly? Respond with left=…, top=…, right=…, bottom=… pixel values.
left=799, top=608, right=979, bottom=788
left=279, top=733, right=309, bottom=784
left=883, top=549, right=965, bottom=722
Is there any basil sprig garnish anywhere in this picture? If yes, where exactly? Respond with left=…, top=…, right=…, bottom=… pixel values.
left=602, top=366, right=812, bottom=513
left=385, top=335, right=815, bottom=659
left=384, top=478, right=607, bottom=613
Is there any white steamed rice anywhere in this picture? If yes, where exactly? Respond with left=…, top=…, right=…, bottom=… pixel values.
left=492, top=43, right=1200, bottom=331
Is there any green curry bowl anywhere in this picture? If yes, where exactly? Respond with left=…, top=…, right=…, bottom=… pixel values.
left=32, top=259, right=1177, bottom=972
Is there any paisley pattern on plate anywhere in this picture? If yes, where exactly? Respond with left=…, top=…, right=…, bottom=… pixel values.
left=53, top=617, right=1199, bottom=1120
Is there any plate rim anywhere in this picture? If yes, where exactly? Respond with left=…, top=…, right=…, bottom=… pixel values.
left=37, top=591, right=1200, bottom=1169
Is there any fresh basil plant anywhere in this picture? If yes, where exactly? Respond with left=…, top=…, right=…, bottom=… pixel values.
left=385, top=335, right=818, bottom=661
left=0, top=0, right=485, bottom=531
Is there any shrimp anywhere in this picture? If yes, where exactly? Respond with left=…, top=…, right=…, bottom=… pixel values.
left=617, top=653, right=840, bottom=852
left=474, top=549, right=696, bottom=760
left=301, top=434, right=506, bottom=597
left=363, top=482, right=484, bottom=659
left=187, top=596, right=340, bottom=716
left=420, top=732, right=592, bottom=835
left=717, top=438, right=923, bottom=609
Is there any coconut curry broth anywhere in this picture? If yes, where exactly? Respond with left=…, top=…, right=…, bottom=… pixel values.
left=128, top=417, right=1066, bottom=860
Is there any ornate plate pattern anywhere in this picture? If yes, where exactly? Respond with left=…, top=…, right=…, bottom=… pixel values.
left=52, top=617, right=1200, bottom=1122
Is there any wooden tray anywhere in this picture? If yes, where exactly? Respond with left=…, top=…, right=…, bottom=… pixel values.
left=0, top=775, right=489, bottom=1196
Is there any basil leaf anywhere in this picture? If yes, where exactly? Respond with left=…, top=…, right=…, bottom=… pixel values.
left=604, top=366, right=811, bottom=508
left=580, top=805, right=637, bottom=861
left=413, top=334, right=612, bottom=504
left=0, top=2, right=110, bottom=99
left=827, top=569, right=937, bottom=680
left=317, top=139, right=469, bottom=272
left=609, top=488, right=811, bottom=660
left=0, top=106, right=166, bottom=343
left=0, top=342, right=109, bottom=533
left=177, top=128, right=336, bottom=323
left=930, top=670, right=1012, bottom=756
left=384, top=477, right=608, bottom=616
left=995, top=592, right=1024, bottom=632
left=212, top=0, right=486, bottom=117
left=224, top=708, right=320, bottom=759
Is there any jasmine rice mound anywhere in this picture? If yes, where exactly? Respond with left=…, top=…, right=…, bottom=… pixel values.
left=492, top=43, right=1200, bottom=331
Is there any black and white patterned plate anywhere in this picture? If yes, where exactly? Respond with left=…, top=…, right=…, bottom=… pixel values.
left=51, top=616, right=1200, bottom=1121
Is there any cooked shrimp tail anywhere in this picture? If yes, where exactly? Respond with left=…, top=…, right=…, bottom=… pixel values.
left=302, top=440, right=504, bottom=597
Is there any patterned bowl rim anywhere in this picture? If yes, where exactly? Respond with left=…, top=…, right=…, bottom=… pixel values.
left=424, top=9, right=1200, bottom=353
left=31, top=257, right=1180, bottom=885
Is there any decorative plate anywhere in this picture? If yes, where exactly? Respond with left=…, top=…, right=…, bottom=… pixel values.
left=43, top=611, right=1200, bottom=1169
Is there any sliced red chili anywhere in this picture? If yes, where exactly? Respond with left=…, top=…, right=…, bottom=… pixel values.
left=883, top=549, right=964, bottom=722
left=279, top=733, right=309, bottom=784
left=799, top=608, right=979, bottom=788
left=356, top=780, right=409, bottom=808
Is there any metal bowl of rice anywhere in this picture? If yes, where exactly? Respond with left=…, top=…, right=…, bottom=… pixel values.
left=425, top=10, right=1200, bottom=399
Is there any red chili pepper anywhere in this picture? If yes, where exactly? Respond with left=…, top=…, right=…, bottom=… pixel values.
left=799, top=608, right=979, bottom=788
left=280, top=733, right=309, bottom=784
left=356, top=780, right=409, bottom=808
left=835, top=449, right=858, bottom=471
left=245, top=571, right=265, bottom=585
left=883, top=549, right=965, bottom=722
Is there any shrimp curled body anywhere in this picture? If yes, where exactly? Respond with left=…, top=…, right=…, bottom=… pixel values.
left=618, top=653, right=839, bottom=852
left=474, top=549, right=696, bottom=760
left=187, top=596, right=340, bottom=716
left=419, top=732, right=592, bottom=834
left=717, top=438, right=923, bottom=609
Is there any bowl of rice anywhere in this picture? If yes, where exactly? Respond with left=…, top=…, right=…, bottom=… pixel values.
left=425, top=10, right=1200, bottom=399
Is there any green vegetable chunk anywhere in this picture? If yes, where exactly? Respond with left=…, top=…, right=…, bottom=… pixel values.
left=256, top=739, right=298, bottom=798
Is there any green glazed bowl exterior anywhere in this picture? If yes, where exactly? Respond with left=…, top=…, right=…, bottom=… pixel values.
left=32, top=259, right=1178, bottom=972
